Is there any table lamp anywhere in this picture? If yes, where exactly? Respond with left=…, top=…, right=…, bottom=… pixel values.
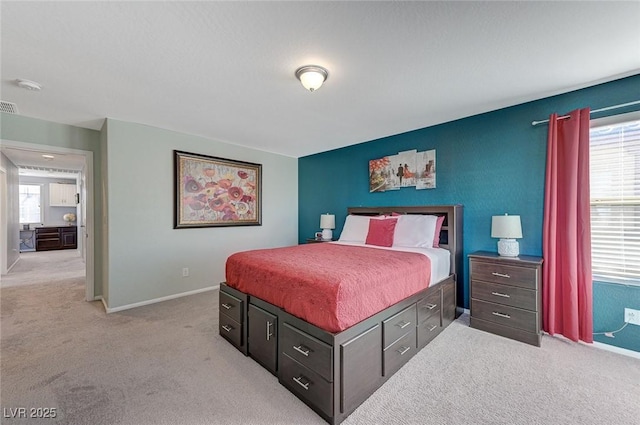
left=320, top=213, right=335, bottom=241
left=491, top=214, right=522, bottom=257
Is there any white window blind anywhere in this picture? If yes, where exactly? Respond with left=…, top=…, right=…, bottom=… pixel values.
left=590, top=119, right=640, bottom=285
left=19, top=184, right=42, bottom=224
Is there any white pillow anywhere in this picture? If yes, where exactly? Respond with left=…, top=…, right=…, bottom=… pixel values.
left=339, top=215, right=383, bottom=243
left=393, top=214, right=438, bottom=248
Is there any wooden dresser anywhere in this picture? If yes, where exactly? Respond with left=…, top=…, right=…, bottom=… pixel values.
left=469, top=251, right=543, bottom=346
left=35, top=226, right=77, bottom=251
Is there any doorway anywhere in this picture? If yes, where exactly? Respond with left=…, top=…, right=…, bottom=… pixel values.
left=1, top=167, right=7, bottom=275
left=0, top=140, right=95, bottom=301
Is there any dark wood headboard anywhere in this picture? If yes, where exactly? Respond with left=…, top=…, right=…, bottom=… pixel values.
left=347, top=205, right=463, bottom=286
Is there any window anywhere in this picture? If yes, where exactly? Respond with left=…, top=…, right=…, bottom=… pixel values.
left=590, top=116, right=640, bottom=286
left=19, top=184, right=41, bottom=224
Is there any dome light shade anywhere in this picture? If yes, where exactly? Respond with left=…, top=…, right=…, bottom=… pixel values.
left=295, top=65, right=328, bottom=92
left=16, top=79, right=42, bottom=91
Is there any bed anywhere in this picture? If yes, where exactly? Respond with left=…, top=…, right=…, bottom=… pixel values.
left=219, top=205, right=463, bottom=425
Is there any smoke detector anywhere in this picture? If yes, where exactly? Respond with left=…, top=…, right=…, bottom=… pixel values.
left=16, top=79, right=42, bottom=91
left=0, top=101, right=19, bottom=114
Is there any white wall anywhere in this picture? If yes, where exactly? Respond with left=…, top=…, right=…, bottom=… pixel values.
left=104, top=119, right=298, bottom=309
left=1, top=112, right=102, bottom=296
left=100, top=120, right=109, bottom=304
left=18, top=176, right=77, bottom=227
left=1, top=152, right=20, bottom=272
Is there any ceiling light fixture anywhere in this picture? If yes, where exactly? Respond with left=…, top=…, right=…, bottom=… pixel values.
left=42, top=154, right=55, bottom=160
left=16, top=79, right=42, bottom=91
left=295, top=65, right=328, bottom=92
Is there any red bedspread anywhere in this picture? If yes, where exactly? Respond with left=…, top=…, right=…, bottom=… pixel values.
left=225, top=243, right=432, bottom=333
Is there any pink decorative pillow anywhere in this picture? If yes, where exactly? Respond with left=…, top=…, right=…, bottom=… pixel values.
left=365, top=218, right=398, bottom=247
left=433, top=215, right=445, bottom=247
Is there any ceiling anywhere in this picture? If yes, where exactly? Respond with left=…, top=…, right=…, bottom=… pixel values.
left=1, top=147, right=83, bottom=179
left=1, top=1, right=639, bottom=159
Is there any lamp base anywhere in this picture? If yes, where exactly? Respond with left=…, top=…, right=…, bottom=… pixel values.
left=497, top=239, right=519, bottom=257
left=322, top=228, right=333, bottom=241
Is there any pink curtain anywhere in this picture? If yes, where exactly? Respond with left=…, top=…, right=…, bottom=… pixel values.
left=543, top=108, right=593, bottom=343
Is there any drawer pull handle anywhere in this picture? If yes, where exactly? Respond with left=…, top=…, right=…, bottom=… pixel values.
left=266, top=321, right=273, bottom=341
left=396, top=320, right=412, bottom=329
left=396, top=346, right=411, bottom=356
left=292, top=376, right=310, bottom=390
left=491, top=292, right=511, bottom=298
left=428, top=324, right=438, bottom=332
left=221, top=303, right=233, bottom=310
left=423, top=303, right=437, bottom=310
left=221, top=324, right=233, bottom=332
left=492, top=312, right=511, bottom=319
left=293, top=345, right=310, bottom=357
left=492, top=272, right=511, bottom=278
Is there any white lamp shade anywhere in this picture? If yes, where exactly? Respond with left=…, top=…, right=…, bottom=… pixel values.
left=320, top=214, right=335, bottom=229
left=491, top=214, right=522, bottom=239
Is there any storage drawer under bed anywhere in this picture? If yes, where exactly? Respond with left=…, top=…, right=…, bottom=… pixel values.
left=280, top=352, right=333, bottom=417
left=281, top=322, right=333, bottom=382
left=383, top=331, right=416, bottom=377
left=382, top=304, right=416, bottom=349
left=219, top=315, right=242, bottom=348
left=417, top=289, right=441, bottom=323
left=219, top=291, right=244, bottom=323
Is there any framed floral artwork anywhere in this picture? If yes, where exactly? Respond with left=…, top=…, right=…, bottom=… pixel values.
left=174, top=150, right=262, bottom=228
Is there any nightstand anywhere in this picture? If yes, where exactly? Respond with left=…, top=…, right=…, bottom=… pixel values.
left=469, top=251, right=543, bottom=346
left=306, top=238, right=335, bottom=244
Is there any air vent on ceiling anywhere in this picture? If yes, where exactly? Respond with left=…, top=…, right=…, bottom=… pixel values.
left=0, top=101, right=19, bottom=114
left=19, top=166, right=79, bottom=175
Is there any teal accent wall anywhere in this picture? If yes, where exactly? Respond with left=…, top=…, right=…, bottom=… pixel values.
left=299, top=74, right=640, bottom=353
left=593, top=281, right=640, bottom=352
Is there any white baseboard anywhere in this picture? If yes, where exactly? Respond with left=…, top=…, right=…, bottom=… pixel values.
left=549, top=331, right=640, bottom=359
left=97, top=296, right=107, bottom=312
left=592, top=341, right=640, bottom=360
left=104, top=285, right=219, bottom=314
left=7, top=256, right=20, bottom=273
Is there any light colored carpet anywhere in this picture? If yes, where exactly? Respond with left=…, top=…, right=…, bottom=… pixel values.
left=1, top=250, right=85, bottom=287
left=1, top=261, right=639, bottom=425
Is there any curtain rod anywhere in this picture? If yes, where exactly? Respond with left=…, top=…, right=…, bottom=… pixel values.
left=531, top=100, right=640, bottom=126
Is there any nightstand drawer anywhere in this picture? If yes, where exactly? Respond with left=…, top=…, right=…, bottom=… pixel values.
left=282, top=323, right=333, bottom=381
left=471, top=261, right=538, bottom=290
left=383, top=304, right=417, bottom=349
left=471, top=280, right=537, bottom=311
left=471, top=299, right=538, bottom=333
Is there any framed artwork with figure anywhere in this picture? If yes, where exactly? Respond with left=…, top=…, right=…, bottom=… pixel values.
left=174, top=150, right=262, bottom=228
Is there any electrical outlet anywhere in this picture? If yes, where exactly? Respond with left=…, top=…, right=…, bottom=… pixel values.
left=624, top=308, right=640, bottom=326
left=182, top=267, right=189, bottom=278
